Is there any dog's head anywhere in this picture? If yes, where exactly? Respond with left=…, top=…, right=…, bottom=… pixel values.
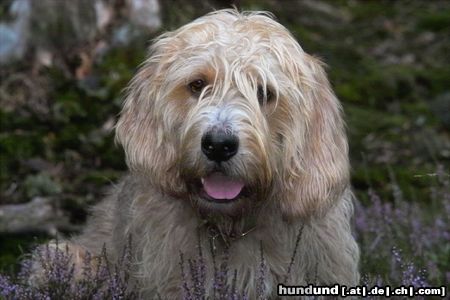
left=116, top=10, right=349, bottom=219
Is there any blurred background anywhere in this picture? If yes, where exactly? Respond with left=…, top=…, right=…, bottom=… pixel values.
left=0, top=0, right=449, bottom=288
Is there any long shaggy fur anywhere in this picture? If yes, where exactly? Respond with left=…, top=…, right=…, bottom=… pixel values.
left=35, top=9, right=359, bottom=298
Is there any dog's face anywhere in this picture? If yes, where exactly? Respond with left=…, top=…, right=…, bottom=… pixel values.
left=116, top=10, right=349, bottom=219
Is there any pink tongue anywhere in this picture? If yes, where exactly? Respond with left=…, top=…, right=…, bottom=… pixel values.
left=202, top=172, right=244, bottom=200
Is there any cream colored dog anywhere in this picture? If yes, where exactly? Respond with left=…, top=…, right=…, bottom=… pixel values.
left=35, top=9, right=359, bottom=298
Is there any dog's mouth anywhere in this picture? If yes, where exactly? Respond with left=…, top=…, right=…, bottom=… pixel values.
left=186, top=171, right=259, bottom=216
left=198, top=172, right=247, bottom=203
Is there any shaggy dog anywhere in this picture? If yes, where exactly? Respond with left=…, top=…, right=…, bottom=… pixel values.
left=34, top=9, right=360, bottom=298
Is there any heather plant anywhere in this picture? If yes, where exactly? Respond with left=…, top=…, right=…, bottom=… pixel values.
left=178, top=226, right=308, bottom=299
left=355, top=164, right=449, bottom=288
left=179, top=235, right=250, bottom=300
left=0, top=239, right=136, bottom=300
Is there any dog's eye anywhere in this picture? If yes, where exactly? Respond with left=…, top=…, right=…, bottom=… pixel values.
left=257, top=85, right=273, bottom=105
left=188, top=79, right=206, bottom=94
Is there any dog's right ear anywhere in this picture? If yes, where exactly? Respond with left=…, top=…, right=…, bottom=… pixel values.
left=115, top=56, right=160, bottom=172
left=115, top=35, right=185, bottom=192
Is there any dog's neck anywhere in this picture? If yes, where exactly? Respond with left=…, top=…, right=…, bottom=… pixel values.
left=198, top=211, right=258, bottom=249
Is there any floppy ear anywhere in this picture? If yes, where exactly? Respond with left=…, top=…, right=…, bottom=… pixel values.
left=280, top=55, right=349, bottom=219
left=115, top=37, right=185, bottom=194
left=115, top=62, right=159, bottom=172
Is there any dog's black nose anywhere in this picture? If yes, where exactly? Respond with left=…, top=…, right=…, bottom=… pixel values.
left=201, top=131, right=239, bottom=162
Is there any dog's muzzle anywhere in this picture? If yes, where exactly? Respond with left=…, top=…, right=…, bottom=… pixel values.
left=198, top=129, right=245, bottom=202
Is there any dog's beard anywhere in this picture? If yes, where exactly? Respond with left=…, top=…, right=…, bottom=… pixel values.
left=179, top=150, right=271, bottom=222
left=184, top=167, right=267, bottom=244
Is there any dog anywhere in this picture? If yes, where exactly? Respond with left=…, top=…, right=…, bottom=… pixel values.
left=33, top=9, right=360, bottom=298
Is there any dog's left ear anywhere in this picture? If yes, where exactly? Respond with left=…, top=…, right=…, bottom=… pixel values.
left=280, top=55, right=349, bottom=219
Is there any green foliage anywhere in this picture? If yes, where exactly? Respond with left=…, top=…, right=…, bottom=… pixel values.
left=23, top=173, right=61, bottom=198
left=417, top=11, right=450, bottom=32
